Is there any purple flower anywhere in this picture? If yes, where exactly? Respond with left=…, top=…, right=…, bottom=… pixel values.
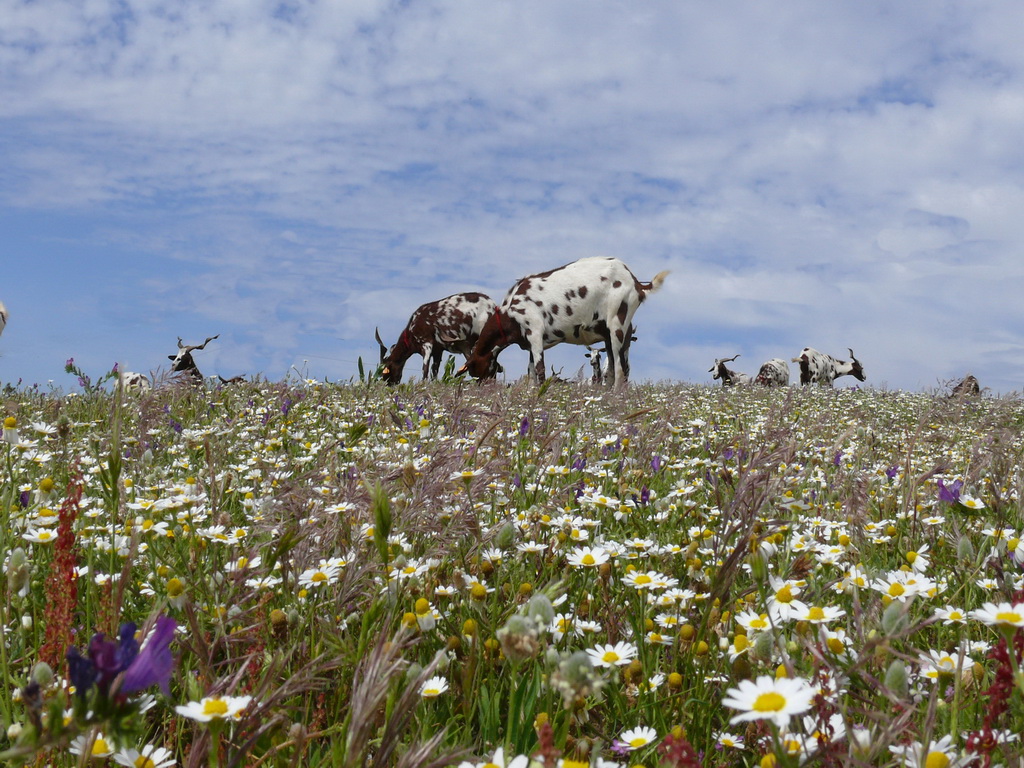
left=938, top=479, right=963, bottom=504
left=833, top=450, right=843, bottom=467
left=886, top=465, right=900, bottom=479
left=121, top=616, right=177, bottom=696
left=650, top=455, right=663, bottom=472
left=66, top=616, right=177, bottom=699
left=519, top=417, right=530, bottom=436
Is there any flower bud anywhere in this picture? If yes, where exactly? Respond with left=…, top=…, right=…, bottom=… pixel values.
left=881, top=601, right=907, bottom=635
left=31, top=662, right=54, bottom=688
left=884, top=659, right=908, bottom=699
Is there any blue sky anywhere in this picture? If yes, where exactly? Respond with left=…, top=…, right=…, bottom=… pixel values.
left=3, top=1, right=1024, bottom=392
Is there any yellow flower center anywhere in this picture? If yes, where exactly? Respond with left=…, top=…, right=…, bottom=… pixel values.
left=311, top=571, right=327, bottom=583
left=135, top=756, right=157, bottom=768
left=582, top=554, right=596, bottom=566
left=906, top=551, right=917, bottom=563
left=634, top=574, right=652, bottom=585
left=602, top=650, right=621, bottom=663
left=775, top=585, right=794, bottom=603
left=807, top=606, right=826, bottom=621
left=995, top=611, right=1022, bottom=624
left=925, top=751, right=950, bottom=768
left=826, top=637, right=845, bottom=654
left=888, top=583, right=905, bottom=597
left=92, top=738, right=110, bottom=755
left=752, top=691, right=787, bottom=712
left=629, top=736, right=649, bottom=747
left=202, top=698, right=230, bottom=717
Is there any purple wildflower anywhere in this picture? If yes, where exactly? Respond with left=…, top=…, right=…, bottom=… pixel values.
left=651, top=455, right=663, bottom=472
left=886, top=465, right=900, bottom=479
left=121, top=616, right=177, bottom=696
left=65, top=615, right=177, bottom=699
left=938, top=479, right=963, bottom=504
left=833, top=451, right=843, bottom=467
left=519, top=417, right=530, bottom=436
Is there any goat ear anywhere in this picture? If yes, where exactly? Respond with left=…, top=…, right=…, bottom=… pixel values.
left=168, top=355, right=175, bottom=361
left=848, top=348, right=857, bottom=361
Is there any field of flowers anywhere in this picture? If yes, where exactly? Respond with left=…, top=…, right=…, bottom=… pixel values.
left=1, top=373, right=1024, bottom=767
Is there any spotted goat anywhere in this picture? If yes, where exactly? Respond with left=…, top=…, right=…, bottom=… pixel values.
left=375, top=292, right=498, bottom=385
left=792, top=347, right=865, bottom=387
left=754, top=358, right=791, bottom=387
left=461, top=257, right=669, bottom=387
left=117, top=370, right=152, bottom=394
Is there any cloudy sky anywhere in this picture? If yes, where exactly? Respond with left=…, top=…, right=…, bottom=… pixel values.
left=3, top=1, right=1023, bottom=393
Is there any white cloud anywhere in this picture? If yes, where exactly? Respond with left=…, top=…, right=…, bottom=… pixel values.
left=2, top=1, right=1024, bottom=392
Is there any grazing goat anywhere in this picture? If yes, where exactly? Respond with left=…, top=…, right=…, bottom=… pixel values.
left=0, top=301, right=7, bottom=337
left=754, top=358, right=791, bottom=387
left=375, top=292, right=498, bottom=385
left=792, top=347, right=865, bottom=387
left=709, top=355, right=751, bottom=386
left=117, top=370, right=152, bottom=394
left=169, top=335, right=219, bottom=382
left=461, top=257, right=669, bottom=387
left=949, top=375, right=980, bottom=398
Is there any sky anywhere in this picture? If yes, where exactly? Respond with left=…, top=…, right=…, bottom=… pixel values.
left=3, top=1, right=1024, bottom=394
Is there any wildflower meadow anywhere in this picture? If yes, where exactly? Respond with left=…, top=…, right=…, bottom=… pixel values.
left=1, top=369, right=1024, bottom=767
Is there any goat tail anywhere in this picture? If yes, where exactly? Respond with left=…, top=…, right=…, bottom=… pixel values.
left=642, top=270, right=670, bottom=294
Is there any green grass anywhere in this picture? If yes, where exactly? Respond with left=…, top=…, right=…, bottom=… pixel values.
left=1, top=374, right=1023, bottom=766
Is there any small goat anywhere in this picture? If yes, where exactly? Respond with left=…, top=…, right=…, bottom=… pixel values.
left=376, top=292, right=497, bottom=385
left=949, top=375, right=980, bottom=398
left=709, top=355, right=751, bottom=386
left=117, top=370, right=152, bottom=394
left=169, top=335, right=219, bottom=382
left=754, top=358, right=791, bottom=387
left=792, top=347, right=865, bottom=387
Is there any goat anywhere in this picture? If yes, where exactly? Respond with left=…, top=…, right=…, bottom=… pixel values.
left=792, top=347, right=865, bottom=387
left=754, top=358, right=791, bottom=387
left=709, top=355, right=751, bottom=386
left=375, top=292, right=498, bottom=385
left=117, top=370, right=151, bottom=394
left=586, top=329, right=637, bottom=384
left=0, top=301, right=7, bottom=337
left=585, top=345, right=608, bottom=384
left=169, top=335, right=219, bottom=382
left=460, top=257, right=669, bottom=387
left=949, top=375, right=980, bottom=398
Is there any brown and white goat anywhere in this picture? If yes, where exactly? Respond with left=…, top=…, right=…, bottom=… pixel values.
left=754, top=358, right=791, bottom=387
left=792, top=347, right=865, bottom=387
left=460, top=257, right=668, bottom=387
left=375, top=292, right=497, bottom=385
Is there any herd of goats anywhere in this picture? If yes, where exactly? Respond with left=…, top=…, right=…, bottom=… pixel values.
left=0, top=258, right=983, bottom=396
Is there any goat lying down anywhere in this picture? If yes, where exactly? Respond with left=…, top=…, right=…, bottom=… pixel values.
left=710, top=355, right=790, bottom=387
left=792, top=347, right=865, bottom=387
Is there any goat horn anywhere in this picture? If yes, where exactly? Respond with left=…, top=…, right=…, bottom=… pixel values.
left=195, top=334, right=219, bottom=351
